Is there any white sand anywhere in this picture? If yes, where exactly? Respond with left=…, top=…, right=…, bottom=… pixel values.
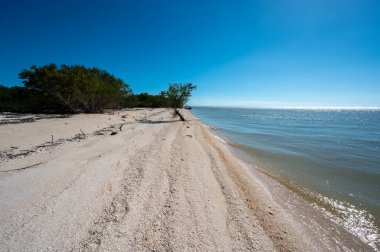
left=0, top=108, right=326, bottom=251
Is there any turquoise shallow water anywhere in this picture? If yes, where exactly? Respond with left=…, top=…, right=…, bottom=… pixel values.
left=191, top=107, right=380, bottom=250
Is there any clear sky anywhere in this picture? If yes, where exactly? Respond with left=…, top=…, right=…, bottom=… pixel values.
left=1, top=0, right=379, bottom=107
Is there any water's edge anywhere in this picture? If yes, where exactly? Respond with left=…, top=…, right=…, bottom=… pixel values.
left=193, top=112, right=378, bottom=251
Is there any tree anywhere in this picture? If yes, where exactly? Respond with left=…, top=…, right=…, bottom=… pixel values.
left=164, top=83, right=196, bottom=121
left=0, top=85, right=47, bottom=113
left=122, top=92, right=170, bottom=108
left=19, top=64, right=131, bottom=113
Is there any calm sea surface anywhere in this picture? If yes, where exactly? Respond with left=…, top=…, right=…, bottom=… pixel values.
left=191, top=107, right=380, bottom=249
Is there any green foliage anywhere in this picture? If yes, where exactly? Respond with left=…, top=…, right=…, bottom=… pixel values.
left=18, top=64, right=131, bottom=113
left=122, top=93, right=170, bottom=108
left=0, top=85, right=52, bottom=113
left=164, top=83, right=196, bottom=109
left=1, top=65, right=196, bottom=114
left=161, top=83, right=196, bottom=121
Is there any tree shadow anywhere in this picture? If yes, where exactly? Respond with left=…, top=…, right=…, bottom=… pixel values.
left=137, top=119, right=180, bottom=124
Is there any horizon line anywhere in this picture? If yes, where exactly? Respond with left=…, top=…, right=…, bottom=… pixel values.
left=190, top=105, right=380, bottom=110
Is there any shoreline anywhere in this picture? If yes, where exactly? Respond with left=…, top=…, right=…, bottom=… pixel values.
left=0, top=108, right=374, bottom=251
left=196, top=115, right=377, bottom=251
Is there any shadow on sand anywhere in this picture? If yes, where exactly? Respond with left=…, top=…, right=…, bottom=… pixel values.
left=137, top=119, right=180, bottom=124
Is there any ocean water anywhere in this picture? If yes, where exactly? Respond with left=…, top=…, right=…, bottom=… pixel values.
left=191, top=107, right=380, bottom=250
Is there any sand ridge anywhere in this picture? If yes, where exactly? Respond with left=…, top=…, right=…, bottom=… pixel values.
left=0, top=108, right=324, bottom=251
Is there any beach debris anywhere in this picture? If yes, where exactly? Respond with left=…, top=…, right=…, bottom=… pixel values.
left=110, top=131, right=118, bottom=135
left=119, top=124, right=124, bottom=131
left=80, top=129, right=86, bottom=139
left=186, top=134, right=192, bottom=138
left=0, top=117, right=35, bottom=125
left=2, top=141, right=54, bottom=160
left=93, top=124, right=123, bottom=136
left=1, top=122, right=125, bottom=162
left=1, top=162, right=44, bottom=173
left=0, top=114, right=70, bottom=125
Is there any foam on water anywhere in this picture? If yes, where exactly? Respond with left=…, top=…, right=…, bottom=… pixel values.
left=305, top=188, right=380, bottom=250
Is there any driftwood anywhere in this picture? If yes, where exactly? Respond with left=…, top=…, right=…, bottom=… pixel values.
left=80, top=129, right=85, bottom=138
left=119, top=124, right=124, bottom=131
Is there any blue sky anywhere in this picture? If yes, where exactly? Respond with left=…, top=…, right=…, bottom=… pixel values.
left=1, top=0, right=379, bottom=107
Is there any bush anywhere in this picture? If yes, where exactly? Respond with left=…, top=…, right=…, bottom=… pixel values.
left=0, top=85, right=54, bottom=113
left=122, top=93, right=170, bottom=108
left=18, top=64, right=131, bottom=113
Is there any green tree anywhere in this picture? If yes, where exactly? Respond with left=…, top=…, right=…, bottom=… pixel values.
left=164, top=83, right=196, bottom=121
left=19, top=64, right=131, bottom=113
left=122, top=93, right=170, bottom=108
left=0, top=85, right=47, bottom=113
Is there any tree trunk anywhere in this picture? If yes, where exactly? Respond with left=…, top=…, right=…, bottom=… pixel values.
left=174, top=108, right=185, bottom=121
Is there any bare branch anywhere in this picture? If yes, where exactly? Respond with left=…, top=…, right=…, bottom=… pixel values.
left=80, top=129, right=85, bottom=138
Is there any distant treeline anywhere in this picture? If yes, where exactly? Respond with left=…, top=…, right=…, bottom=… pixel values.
left=0, top=64, right=174, bottom=113
left=123, top=92, right=171, bottom=108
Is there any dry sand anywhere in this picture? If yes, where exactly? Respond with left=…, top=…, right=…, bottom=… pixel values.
left=0, top=108, right=330, bottom=251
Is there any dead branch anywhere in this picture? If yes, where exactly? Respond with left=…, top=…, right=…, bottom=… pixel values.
left=80, top=129, right=85, bottom=138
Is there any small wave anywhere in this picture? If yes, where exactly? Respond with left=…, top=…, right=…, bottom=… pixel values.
left=211, top=133, right=227, bottom=144
left=308, top=191, right=380, bottom=251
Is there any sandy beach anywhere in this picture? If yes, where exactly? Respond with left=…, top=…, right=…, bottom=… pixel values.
left=0, top=108, right=346, bottom=251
